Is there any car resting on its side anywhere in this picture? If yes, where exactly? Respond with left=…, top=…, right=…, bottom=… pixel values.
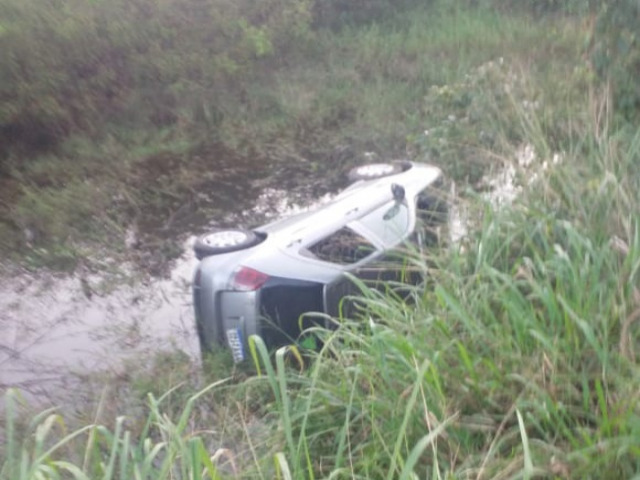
left=192, top=160, right=448, bottom=362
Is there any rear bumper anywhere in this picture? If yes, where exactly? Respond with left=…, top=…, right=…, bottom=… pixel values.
left=194, top=279, right=258, bottom=362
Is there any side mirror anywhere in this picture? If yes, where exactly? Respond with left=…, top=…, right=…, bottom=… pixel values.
left=391, top=183, right=405, bottom=201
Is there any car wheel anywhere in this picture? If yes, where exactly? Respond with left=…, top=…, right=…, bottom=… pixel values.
left=194, top=229, right=262, bottom=259
left=347, top=162, right=404, bottom=182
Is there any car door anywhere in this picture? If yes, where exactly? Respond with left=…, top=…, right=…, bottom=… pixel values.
left=323, top=199, right=415, bottom=319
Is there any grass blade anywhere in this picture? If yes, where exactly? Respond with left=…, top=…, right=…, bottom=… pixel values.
left=517, top=409, right=534, bottom=480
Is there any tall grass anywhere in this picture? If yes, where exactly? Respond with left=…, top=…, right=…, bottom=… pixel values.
left=5, top=91, right=638, bottom=480
left=247, top=97, right=640, bottom=477
left=0, top=380, right=238, bottom=480
left=275, top=2, right=583, bottom=152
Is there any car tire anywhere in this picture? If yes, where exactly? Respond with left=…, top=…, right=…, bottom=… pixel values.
left=194, top=229, right=262, bottom=259
left=347, top=162, right=404, bottom=182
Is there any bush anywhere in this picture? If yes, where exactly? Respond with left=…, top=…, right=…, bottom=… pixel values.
left=0, top=0, right=313, bottom=157
left=414, top=59, right=533, bottom=184
left=590, top=0, right=640, bottom=122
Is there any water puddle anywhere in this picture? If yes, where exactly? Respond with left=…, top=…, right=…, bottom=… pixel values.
left=0, top=186, right=334, bottom=404
left=0, top=150, right=558, bottom=404
left=0, top=244, right=198, bottom=401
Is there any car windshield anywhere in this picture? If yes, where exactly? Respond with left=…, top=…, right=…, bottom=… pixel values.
left=354, top=201, right=410, bottom=247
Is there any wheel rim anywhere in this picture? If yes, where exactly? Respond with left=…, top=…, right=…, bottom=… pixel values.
left=356, top=163, right=395, bottom=177
left=201, top=230, right=248, bottom=248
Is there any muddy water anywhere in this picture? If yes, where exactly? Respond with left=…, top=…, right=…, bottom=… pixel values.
left=0, top=245, right=198, bottom=399
left=0, top=178, right=340, bottom=404
left=0, top=147, right=547, bottom=404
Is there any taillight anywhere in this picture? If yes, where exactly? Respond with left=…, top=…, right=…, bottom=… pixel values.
left=194, top=267, right=202, bottom=287
left=230, top=266, right=269, bottom=291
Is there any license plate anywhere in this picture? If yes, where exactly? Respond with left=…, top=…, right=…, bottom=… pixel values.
left=226, top=328, right=245, bottom=363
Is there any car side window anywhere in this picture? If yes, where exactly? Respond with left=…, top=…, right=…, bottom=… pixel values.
left=356, top=201, right=410, bottom=247
left=306, top=227, right=376, bottom=265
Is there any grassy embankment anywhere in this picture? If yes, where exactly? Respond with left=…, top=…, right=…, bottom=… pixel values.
left=1, top=0, right=577, bottom=271
left=4, top=1, right=640, bottom=479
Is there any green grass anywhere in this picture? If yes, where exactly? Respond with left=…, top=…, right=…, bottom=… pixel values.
left=264, top=2, right=584, bottom=147
left=239, top=109, right=640, bottom=477
left=1, top=381, right=235, bottom=480
left=4, top=2, right=640, bottom=479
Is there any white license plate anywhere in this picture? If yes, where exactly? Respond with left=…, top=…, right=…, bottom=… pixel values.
left=226, top=328, right=245, bottom=363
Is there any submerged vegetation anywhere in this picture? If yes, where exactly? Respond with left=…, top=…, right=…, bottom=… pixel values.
left=2, top=0, right=640, bottom=478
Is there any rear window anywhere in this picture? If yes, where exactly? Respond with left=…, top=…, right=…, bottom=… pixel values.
left=306, top=227, right=376, bottom=265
